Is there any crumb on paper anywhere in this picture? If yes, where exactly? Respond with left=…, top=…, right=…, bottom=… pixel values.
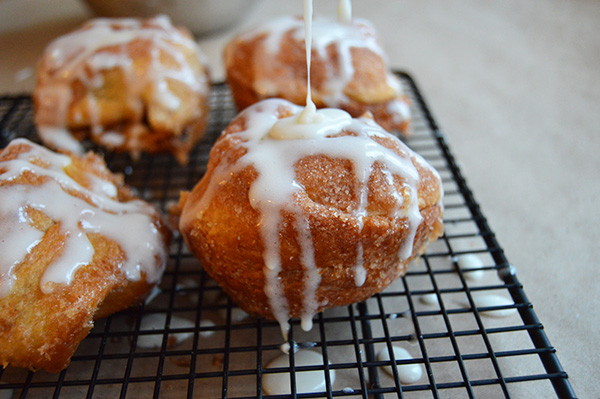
left=172, top=357, right=192, bottom=367
left=212, top=354, right=224, bottom=368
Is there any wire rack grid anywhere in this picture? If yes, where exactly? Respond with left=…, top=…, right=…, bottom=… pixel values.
left=0, top=73, right=575, bottom=399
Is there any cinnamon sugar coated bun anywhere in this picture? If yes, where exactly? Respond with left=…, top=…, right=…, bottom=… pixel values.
left=0, top=139, right=171, bottom=372
left=179, top=99, right=443, bottom=334
left=34, top=15, right=211, bottom=164
left=224, top=15, right=411, bottom=135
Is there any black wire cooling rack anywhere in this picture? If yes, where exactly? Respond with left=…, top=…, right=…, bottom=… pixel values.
left=0, top=73, right=575, bottom=399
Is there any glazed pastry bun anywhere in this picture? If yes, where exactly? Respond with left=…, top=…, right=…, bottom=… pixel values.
left=224, top=15, right=411, bottom=135
left=179, top=99, right=443, bottom=333
left=0, top=139, right=171, bottom=372
left=34, top=15, right=211, bottom=164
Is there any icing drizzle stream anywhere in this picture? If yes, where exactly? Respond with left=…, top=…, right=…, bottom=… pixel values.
left=338, top=0, right=352, bottom=23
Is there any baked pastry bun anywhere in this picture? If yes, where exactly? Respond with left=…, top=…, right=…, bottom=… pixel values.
left=34, top=15, right=211, bottom=164
left=179, top=99, right=442, bottom=334
left=0, top=138, right=171, bottom=372
left=224, top=15, right=411, bottom=134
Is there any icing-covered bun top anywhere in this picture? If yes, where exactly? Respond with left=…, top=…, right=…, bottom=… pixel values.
left=180, top=98, right=443, bottom=335
left=0, top=138, right=169, bottom=298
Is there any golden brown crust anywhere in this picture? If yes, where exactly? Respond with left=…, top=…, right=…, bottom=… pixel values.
left=33, top=17, right=211, bottom=164
left=0, top=141, right=171, bottom=372
left=179, top=103, right=442, bottom=320
left=224, top=18, right=411, bottom=134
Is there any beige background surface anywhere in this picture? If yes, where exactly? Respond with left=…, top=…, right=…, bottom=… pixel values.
left=0, top=0, right=597, bottom=397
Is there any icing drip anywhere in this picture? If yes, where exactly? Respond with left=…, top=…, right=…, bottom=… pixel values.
left=263, top=350, right=335, bottom=395
left=294, top=208, right=319, bottom=332
left=468, top=294, right=517, bottom=318
left=0, top=138, right=167, bottom=298
left=35, top=15, right=208, bottom=142
left=376, top=345, right=423, bottom=384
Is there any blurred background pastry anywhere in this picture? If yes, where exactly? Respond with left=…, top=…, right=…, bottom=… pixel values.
left=34, top=15, right=211, bottom=164
left=224, top=14, right=411, bottom=135
left=0, top=138, right=171, bottom=372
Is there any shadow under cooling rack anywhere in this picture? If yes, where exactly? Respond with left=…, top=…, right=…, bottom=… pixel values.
left=0, top=72, right=575, bottom=399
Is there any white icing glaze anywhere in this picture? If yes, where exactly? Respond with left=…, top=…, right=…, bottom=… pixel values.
left=353, top=244, right=367, bottom=286
left=376, top=345, right=423, bottom=384
left=0, top=138, right=167, bottom=297
left=219, top=307, right=250, bottom=323
left=470, top=294, right=517, bottom=318
left=37, top=126, right=85, bottom=155
left=36, top=15, right=208, bottom=149
left=263, top=349, right=335, bottom=395
left=98, top=131, right=127, bottom=148
left=387, top=97, right=412, bottom=125
left=270, top=108, right=352, bottom=140
left=295, top=207, right=319, bottom=332
left=136, top=313, right=194, bottom=349
left=338, top=0, right=352, bottom=23
left=176, top=277, right=198, bottom=293
left=455, top=254, right=485, bottom=280
left=0, top=204, right=44, bottom=297
left=280, top=341, right=298, bottom=355
left=300, top=0, right=318, bottom=124
left=199, top=319, right=216, bottom=338
left=144, top=285, right=162, bottom=305
left=419, top=293, right=439, bottom=305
